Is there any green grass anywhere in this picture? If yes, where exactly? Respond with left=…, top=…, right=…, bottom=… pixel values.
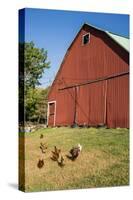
left=19, top=127, right=129, bottom=192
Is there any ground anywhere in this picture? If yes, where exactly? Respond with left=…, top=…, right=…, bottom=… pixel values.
left=19, top=127, right=129, bottom=192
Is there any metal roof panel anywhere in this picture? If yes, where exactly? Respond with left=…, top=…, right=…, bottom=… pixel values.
left=84, top=23, right=129, bottom=52
left=106, top=31, right=129, bottom=52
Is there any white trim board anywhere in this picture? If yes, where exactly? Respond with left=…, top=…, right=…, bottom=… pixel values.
left=47, top=101, right=56, bottom=126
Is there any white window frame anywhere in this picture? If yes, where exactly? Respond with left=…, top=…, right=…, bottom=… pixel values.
left=47, top=101, right=56, bottom=126
left=82, top=33, right=90, bottom=45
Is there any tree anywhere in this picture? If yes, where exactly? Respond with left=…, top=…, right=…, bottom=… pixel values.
left=25, top=87, right=50, bottom=122
left=19, top=41, right=50, bottom=92
left=35, top=86, right=50, bottom=123
left=19, top=41, right=50, bottom=122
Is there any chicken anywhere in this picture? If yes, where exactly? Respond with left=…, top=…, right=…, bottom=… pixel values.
left=67, top=144, right=82, bottom=161
left=58, top=156, right=65, bottom=167
left=40, top=134, right=44, bottom=139
left=37, top=159, right=44, bottom=168
left=39, top=142, right=47, bottom=154
left=51, top=146, right=61, bottom=161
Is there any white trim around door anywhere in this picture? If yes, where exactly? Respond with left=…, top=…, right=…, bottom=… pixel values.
left=47, top=101, right=56, bottom=126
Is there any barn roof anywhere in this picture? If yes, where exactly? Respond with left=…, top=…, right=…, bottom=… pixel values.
left=105, top=32, right=129, bottom=52
left=84, top=23, right=129, bottom=52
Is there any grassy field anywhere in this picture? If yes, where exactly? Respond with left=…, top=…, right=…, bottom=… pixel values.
left=19, top=127, right=129, bottom=192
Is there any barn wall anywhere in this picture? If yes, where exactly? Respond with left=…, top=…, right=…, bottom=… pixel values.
left=48, top=25, right=129, bottom=127
left=55, top=88, right=75, bottom=126
left=76, top=81, right=106, bottom=126
left=48, top=114, right=55, bottom=126
left=49, top=26, right=128, bottom=99
left=107, top=74, right=129, bottom=128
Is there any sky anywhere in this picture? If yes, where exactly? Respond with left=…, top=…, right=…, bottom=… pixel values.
left=22, top=8, right=129, bottom=88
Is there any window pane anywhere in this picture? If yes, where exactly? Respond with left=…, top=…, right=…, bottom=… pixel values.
left=83, top=34, right=90, bottom=45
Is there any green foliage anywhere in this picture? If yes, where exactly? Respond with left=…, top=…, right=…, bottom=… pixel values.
left=24, top=41, right=50, bottom=91
left=35, top=87, right=50, bottom=121
left=19, top=41, right=51, bottom=122
left=25, top=87, right=50, bottom=122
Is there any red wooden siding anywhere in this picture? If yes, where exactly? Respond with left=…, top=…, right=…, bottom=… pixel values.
left=48, top=24, right=129, bottom=128
left=55, top=88, right=75, bottom=126
left=76, top=81, right=106, bottom=126
left=107, top=74, right=129, bottom=128
left=48, top=114, right=55, bottom=126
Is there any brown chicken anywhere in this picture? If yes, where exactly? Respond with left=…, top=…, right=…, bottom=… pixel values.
left=39, top=142, right=47, bottom=154
left=51, top=146, right=61, bottom=161
left=58, top=156, right=65, bottom=167
left=37, top=159, right=44, bottom=168
left=40, top=134, right=44, bottom=139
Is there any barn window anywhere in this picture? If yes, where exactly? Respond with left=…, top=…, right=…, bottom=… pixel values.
left=82, top=33, right=90, bottom=45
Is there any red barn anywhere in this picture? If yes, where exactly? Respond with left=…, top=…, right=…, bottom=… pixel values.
left=47, top=23, right=129, bottom=128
